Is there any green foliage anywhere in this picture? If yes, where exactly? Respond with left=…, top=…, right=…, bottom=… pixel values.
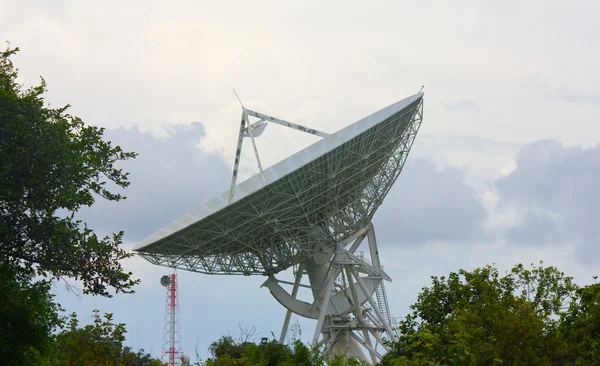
left=560, top=283, right=600, bottom=365
left=0, top=274, right=162, bottom=366
left=327, top=354, right=369, bottom=366
left=121, top=347, right=164, bottom=366
left=51, top=310, right=162, bottom=366
left=204, top=336, right=295, bottom=366
left=200, top=335, right=362, bottom=366
left=0, top=263, right=64, bottom=365
left=0, top=43, right=151, bottom=364
left=380, top=329, right=476, bottom=366
left=52, top=310, right=127, bottom=365
left=0, top=45, right=138, bottom=297
left=383, top=263, right=590, bottom=366
left=291, top=339, right=312, bottom=366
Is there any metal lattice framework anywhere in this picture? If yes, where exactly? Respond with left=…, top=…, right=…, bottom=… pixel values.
left=162, top=272, right=183, bottom=366
left=136, top=94, right=423, bottom=276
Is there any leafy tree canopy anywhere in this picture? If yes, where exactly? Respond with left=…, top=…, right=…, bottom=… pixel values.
left=381, top=262, right=600, bottom=366
left=52, top=310, right=162, bottom=366
left=560, top=282, right=600, bottom=365
left=0, top=263, right=64, bottom=365
left=0, top=45, right=138, bottom=296
left=197, top=335, right=366, bottom=366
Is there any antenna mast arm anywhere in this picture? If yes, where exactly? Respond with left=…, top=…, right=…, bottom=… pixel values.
left=244, top=109, right=332, bottom=139
left=228, top=107, right=331, bottom=204
left=228, top=112, right=247, bottom=204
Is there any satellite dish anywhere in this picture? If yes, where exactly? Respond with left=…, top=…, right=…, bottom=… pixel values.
left=242, top=121, right=267, bottom=137
left=160, top=275, right=171, bottom=288
left=135, top=92, right=425, bottom=363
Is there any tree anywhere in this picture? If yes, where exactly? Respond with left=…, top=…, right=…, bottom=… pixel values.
left=0, top=45, right=138, bottom=296
left=0, top=264, right=64, bottom=366
left=52, top=310, right=126, bottom=365
left=202, top=335, right=365, bottom=366
left=560, top=283, right=600, bottom=365
left=51, top=310, right=163, bottom=366
left=122, top=347, right=165, bottom=366
left=382, top=263, right=578, bottom=366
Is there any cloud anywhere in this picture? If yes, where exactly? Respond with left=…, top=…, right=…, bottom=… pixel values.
left=76, top=123, right=232, bottom=243
left=494, top=140, right=600, bottom=262
left=555, top=87, right=600, bottom=106
left=522, top=75, right=600, bottom=107
left=505, top=209, right=562, bottom=246
left=374, top=158, right=487, bottom=245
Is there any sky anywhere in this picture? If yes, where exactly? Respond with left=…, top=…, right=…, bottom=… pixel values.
left=2, top=0, right=600, bottom=361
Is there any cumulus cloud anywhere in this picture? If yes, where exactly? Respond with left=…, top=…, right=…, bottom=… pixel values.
left=76, top=123, right=232, bottom=243
left=555, top=87, right=600, bottom=106
left=494, top=140, right=600, bottom=262
left=374, top=158, right=487, bottom=245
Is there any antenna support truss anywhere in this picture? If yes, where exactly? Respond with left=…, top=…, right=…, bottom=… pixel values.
left=228, top=108, right=332, bottom=204
left=265, top=223, right=396, bottom=363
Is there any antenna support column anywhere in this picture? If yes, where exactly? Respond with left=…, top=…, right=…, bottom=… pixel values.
left=264, top=224, right=396, bottom=363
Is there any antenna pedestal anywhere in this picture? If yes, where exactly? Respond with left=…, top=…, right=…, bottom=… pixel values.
left=264, top=224, right=395, bottom=364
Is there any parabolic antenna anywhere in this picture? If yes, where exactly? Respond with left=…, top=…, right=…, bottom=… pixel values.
left=135, top=92, right=424, bottom=363
left=160, top=275, right=171, bottom=288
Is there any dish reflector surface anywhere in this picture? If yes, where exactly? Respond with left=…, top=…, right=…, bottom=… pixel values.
left=135, top=92, right=424, bottom=275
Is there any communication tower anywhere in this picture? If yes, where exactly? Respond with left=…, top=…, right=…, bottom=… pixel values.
left=161, top=272, right=183, bottom=366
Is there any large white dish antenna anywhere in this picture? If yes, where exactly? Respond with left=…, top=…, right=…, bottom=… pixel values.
left=135, top=92, right=423, bottom=275
left=135, top=92, right=425, bottom=363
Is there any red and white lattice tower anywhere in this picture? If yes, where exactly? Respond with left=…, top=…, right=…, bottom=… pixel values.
left=161, top=272, right=183, bottom=366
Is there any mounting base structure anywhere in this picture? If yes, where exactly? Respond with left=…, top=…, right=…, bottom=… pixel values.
left=263, top=223, right=396, bottom=364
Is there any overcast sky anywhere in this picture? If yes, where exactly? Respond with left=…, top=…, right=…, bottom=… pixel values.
left=2, top=0, right=599, bottom=361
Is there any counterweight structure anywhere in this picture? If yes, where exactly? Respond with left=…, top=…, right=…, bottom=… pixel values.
left=161, top=273, right=183, bottom=366
left=136, top=92, right=425, bottom=363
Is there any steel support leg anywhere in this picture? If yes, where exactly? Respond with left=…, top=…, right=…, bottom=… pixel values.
left=228, top=112, right=247, bottom=204
left=279, top=264, right=304, bottom=343
left=312, top=267, right=337, bottom=344
left=367, top=227, right=381, bottom=270
left=350, top=269, right=395, bottom=339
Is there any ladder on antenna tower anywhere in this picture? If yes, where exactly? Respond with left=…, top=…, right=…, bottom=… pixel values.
left=375, top=280, right=392, bottom=328
left=355, top=252, right=393, bottom=329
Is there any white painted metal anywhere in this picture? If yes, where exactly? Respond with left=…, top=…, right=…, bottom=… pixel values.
left=279, top=263, right=304, bottom=343
left=227, top=112, right=247, bottom=204
left=244, top=108, right=332, bottom=139
left=246, top=127, right=266, bottom=186
left=228, top=107, right=331, bottom=202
